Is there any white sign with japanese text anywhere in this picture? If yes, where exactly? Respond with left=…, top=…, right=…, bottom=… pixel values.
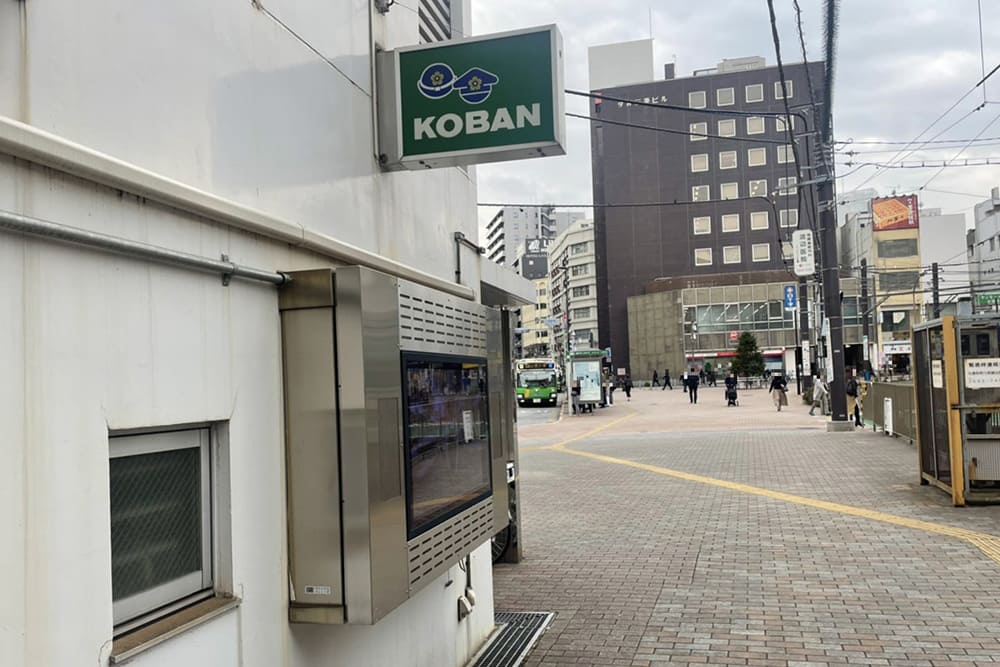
left=792, top=229, right=815, bottom=277
left=964, top=357, right=1000, bottom=389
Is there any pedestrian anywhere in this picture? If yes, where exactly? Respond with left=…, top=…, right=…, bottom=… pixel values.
left=624, top=374, right=633, bottom=401
left=662, top=369, right=672, bottom=391
left=651, top=369, right=659, bottom=388
left=682, top=369, right=688, bottom=393
left=570, top=380, right=581, bottom=416
left=769, top=372, right=788, bottom=411
left=608, top=376, right=615, bottom=405
left=809, top=373, right=828, bottom=416
left=846, top=372, right=863, bottom=427
left=687, top=368, right=700, bottom=404
left=699, top=368, right=706, bottom=383
left=724, top=371, right=738, bottom=406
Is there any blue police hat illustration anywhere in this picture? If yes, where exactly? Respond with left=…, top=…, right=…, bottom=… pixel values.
left=453, top=67, right=499, bottom=104
left=417, top=63, right=456, bottom=99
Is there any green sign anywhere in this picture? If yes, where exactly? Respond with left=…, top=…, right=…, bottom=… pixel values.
left=377, top=26, right=566, bottom=170
left=976, top=292, right=1000, bottom=306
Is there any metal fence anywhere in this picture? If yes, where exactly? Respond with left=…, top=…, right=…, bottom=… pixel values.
left=863, top=381, right=917, bottom=443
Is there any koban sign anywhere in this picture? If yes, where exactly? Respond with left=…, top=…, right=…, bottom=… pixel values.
left=376, top=25, right=566, bottom=170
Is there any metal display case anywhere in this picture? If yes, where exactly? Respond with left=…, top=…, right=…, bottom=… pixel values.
left=279, top=267, right=509, bottom=624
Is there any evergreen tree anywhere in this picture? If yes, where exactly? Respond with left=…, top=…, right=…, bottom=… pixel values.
left=732, top=332, right=765, bottom=377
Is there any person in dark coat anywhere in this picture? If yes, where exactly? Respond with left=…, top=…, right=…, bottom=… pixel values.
left=724, top=372, right=738, bottom=406
left=687, top=368, right=700, bottom=404
left=662, top=369, right=672, bottom=390
left=623, top=375, right=633, bottom=401
left=651, top=369, right=659, bottom=388
left=769, top=373, right=788, bottom=411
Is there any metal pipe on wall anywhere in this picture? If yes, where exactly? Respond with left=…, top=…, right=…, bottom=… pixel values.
left=0, top=208, right=290, bottom=286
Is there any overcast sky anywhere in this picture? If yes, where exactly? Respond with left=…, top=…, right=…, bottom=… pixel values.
left=472, top=0, right=1000, bottom=237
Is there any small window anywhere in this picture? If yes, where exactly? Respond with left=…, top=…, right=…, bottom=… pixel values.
left=110, top=429, right=216, bottom=628
left=775, top=80, right=793, bottom=99
left=748, top=179, right=767, bottom=197
left=718, top=119, right=736, bottom=137
left=693, top=216, right=712, bottom=235
left=572, top=307, right=591, bottom=319
left=692, top=185, right=710, bottom=201
left=688, top=91, right=706, bottom=109
left=776, top=116, right=795, bottom=133
left=717, top=87, right=735, bottom=106
left=694, top=248, right=713, bottom=266
left=571, top=285, right=590, bottom=297
left=751, top=243, right=771, bottom=262
left=691, top=154, right=709, bottom=173
left=720, top=182, right=739, bottom=200
left=751, top=211, right=770, bottom=230
left=719, top=151, right=737, bottom=170
left=570, top=241, right=589, bottom=255
left=777, top=144, right=794, bottom=164
left=690, top=122, right=708, bottom=141
left=747, top=147, right=767, bottom=166
left=746, top=117, right=765, bottom=134
left=777, top=176, right=797, bottom=196
left=571, top=264, right=588, bottom=276
left=779, top=208, right=799, bottom=228
left=745, top=83, right=764, bottom=103
left=723, top=245, right=742, bottom=264
left=722, top=214, right=740, bottom=233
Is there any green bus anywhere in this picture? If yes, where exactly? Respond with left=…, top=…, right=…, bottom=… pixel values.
left=515, top=358, right=559, bottom=407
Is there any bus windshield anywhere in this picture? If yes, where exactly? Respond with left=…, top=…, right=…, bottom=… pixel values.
left=518, top=370, right=556, bottom=387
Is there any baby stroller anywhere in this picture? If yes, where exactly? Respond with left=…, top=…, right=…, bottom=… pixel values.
left=726, top=388, right=738, bottom=406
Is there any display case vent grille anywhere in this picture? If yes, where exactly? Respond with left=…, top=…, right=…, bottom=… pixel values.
left=399, top=289, right=488, bottom=355
left=407, top=498, right=494, bottom=588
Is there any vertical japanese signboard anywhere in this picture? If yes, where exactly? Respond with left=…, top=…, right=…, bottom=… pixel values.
left=792, top=229, right=815, bottom=276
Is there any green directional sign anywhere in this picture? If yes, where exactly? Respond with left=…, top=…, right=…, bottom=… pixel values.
left=377, top=25, right=566, bottom=170
left=975, top=292, right=1000, bottom=306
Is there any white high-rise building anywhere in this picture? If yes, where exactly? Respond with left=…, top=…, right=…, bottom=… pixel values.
left=484, top=206, right=585, bottom=266
left=549, top=219, right=599, bottom=360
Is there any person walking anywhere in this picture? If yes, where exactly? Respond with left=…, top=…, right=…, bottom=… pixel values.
left=845, top=372, right=863, bottom=427
left=682, top=369, right=689, bottom=393
left=662, top=369, right=673, bottom=390
left=809, top=373, right=828, bottom=416
left=687, top=368, right=700, bottom=404
left=651, top=369, right=659, bottom=388
left=570, top=380, right=581, bottom=416
left=607, top=375, right=615, bottom=406
left=769, top=372, right=788, bottom=412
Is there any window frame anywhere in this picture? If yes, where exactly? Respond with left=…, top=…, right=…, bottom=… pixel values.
left=776, top=116, right=795, bottom=133
left=719, top=150, right=738, bottom=170
left=746, top=116, right=765, bottom=135
left=777, top=176, right=797, bottom=196
left=779, top=208, right=799, bottom=228
left=748, top=179, right=767, bottom=198
left=745, top=83, right=764, bottom=103
left=747, top=147, right=767, bottom=166
left=688, top=90, right=707, bottom=109
left=691, top=185, right=710, bottom=201
left=777, top=144, right=794, bottom=164
left=750, top=211, right=770, bottom=230
left=717, top=119, right=736, bottom=137
left=109, top=429, right=214, bottom=629
left=694, top=247, right=713, bottom=266
left=751, top=243, right=771, bottom=262
left=692, top=216, right=712, bottom=235
left=689, top=121, right=708, bottom=141
left=775, top=80, right=793, bottom=99
left=723, top=245, right=742, bottom=264
left=720, top=182, right=739, bottom=200
left=690, top=153, right=709, bottom=173
left=716, top=87, right=735, bottom=106
left=721, top=213, right=740, bottom=233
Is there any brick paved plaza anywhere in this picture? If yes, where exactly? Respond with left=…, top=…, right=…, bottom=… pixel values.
left=496, top=383, right=1000, bottom=666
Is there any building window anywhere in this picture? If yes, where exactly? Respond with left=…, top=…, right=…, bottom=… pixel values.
left=776, top=116, right=796, bottom=133
left=777, top=144, right=794, bottom=164
left=571, top=264, right=589, bottom=276
left=571, top=285, right=591, bottom=297
left=692, top=185, right=710, bottom=201
left=690, top=122, right=708, bottom=141
left=722, top=214, right=740, bottom=232
left=747, top=147, right=767, bottom=166
left=688, top=91, right=706, bottom=109
left=751, top=211, right=770, bottom=230
left=879, top=272, right=922, bottom=292
left=718, top=119, right=736, bottom=137
left=775, top=80, right=793, bottom=99
left=877, top=238, right=919, bottom=258
left=745, top=83, right=764, bottom=103
left=717, top=87, right=735, bottom=106
left=748, top=179, right=767, bottom=197
left=779, top=208, right=799, bottom=228
left=720, top=182, right=739, bottom=200
left=723, top=245, right=742, bottom=264
left=719, top=151, right=737, bottom=170
left=693, top=216, right=712, bottom=235
left=777, top=176, right=797, bottom=196
left=751, top=243, right=771, bottom=262
left=570, top=241, right=589, bottom=255
left=782, top=241, right=793, bottom=260
left=746, top=117, right=765, bottom=134
left=110, top=428, right=216, bottom=627
left=538, top=287, right=547, bottom=296
left=572, top=307, right=591, bottom=319
left=690, top=153, right=709, bottom=173
left=694, top=248, right=713, bottom=266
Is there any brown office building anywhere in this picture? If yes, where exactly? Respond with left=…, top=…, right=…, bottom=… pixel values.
left=590, top=55, right=825, bottom=370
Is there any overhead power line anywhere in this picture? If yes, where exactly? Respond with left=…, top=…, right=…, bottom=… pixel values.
left=840, top=157, right=1000, bottom=169
left=835, top=135, right=1000, bottom=145
left=565, top=111, right=787, bottom=144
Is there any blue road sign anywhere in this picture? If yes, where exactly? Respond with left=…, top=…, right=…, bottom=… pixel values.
left=783, top=285, right=797, bottom=310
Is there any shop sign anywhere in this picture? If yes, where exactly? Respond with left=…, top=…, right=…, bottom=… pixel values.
left=792, top=229, right=815, bottom=276
left=883, top=341, right=912, bottom=355
left=964, top=357, right=1000, bottom=390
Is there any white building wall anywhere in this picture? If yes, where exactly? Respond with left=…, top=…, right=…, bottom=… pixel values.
left=919, top=212, right=970, bottom=305
left=0, top=2, right=501, bottom=666
left=549, top=220, right=599, bottom=354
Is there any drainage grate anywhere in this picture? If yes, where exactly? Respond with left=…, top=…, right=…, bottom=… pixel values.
left=472, top=612, right=554, bottom=667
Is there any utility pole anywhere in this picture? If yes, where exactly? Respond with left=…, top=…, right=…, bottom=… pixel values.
left=932, top=262, right=941, bottom=318
left=860, top=258, right=870, bottom=367
left=798, top=277, right=809, bottom=395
